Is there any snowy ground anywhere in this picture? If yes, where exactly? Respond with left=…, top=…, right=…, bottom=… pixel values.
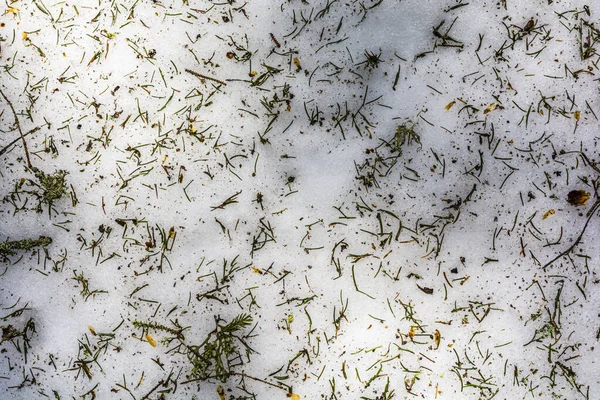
left=0, top=0, right=599, bottom=399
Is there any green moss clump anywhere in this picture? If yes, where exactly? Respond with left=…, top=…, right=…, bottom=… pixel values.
left=393, top=123, right=421, bottom=154
left=32, top=168, right=68, bottom=204
left=0, top=236, right=52, bottom=258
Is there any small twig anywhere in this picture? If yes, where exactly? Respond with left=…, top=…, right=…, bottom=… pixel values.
left=269, top=33, right=281, bottom=48
left=140, top=379, right=164, bottom=400
left=543, top=198, right=600, bottom=270
left=579, top=152, right=600, bottom=176
left=211, top=190, right=242, bottom=211
left=0, top=126, right=40, bottom=158
left=0, top=87, right=32, bottom=168
left=185, top=69, right=227, bottom=86
left=230, top=371, right=289, bottom=392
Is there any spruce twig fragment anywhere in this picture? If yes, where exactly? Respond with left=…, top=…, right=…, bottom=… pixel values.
left=0, top=236, right=52, bottom=260
left=0, top=87, right=32, bottom=168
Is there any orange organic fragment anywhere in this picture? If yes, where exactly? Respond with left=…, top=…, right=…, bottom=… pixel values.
left=567, top=190, right=590, bottom=206
left=542, top=209, right=556, bottom=220
left=145, top=334, right=157, bottom=347
left=434, top=329, right=441, bottom=349
left=483, top=102, right=497, bottom=114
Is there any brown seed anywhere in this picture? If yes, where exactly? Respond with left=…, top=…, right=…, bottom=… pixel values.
left=567, top=190, right=591, bottom=206
left=524, top=18, right=535, bottom=32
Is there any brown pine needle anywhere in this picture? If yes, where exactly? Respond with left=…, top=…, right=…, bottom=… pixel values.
left=0, top=87, right=32, bottom=168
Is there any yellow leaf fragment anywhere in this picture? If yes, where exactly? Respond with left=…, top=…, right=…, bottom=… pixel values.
left=88, top=325, right=97, bottom=336
left=434, top=329, right=441, bottom=349
left=217, top=385, right=226, bottom=400
left=287, top=394, right=301, bottom=400
left=574, top=110, right=580, bottom=121
left=445, top=101, right=455, bottom=111
left=22, top=32, right=28, bottom=40
left=483, top=102, right=497, bottom=114
left=293, top=57, right=302, bottom=71
left=542, top=209, right=556, bottom=220
left=7, top=7, right=19, bottom=14
left=145, top=334, right=157, bottom=347
left=408, top=326, right=416, bottom=340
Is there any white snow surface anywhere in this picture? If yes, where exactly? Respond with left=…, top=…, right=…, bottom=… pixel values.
left=0, top=0, right=599, bottom=399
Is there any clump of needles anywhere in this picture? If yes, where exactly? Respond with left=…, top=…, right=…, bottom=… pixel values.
left=357, top=50, right=384, bottom=69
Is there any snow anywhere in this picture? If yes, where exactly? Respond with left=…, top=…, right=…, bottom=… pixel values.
left=0, top=0, right=599, bottom=399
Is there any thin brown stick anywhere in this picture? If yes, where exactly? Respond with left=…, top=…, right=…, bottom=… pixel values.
left=579, top=152, right=600, bottom=176
left=0, top=87, right=32, bottom=168
left=543, top=198, right=600, bottom=270
left=269, top=33, right=281, bottom=48
left=140, top=379, right=164, bottom=400
left=230, top=371, right=288, bottom=392
left=0, top=126, right=40, bottom=158
left=185, top=69, right=227, bottom=86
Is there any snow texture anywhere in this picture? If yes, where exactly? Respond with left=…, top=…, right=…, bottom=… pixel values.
left=0, top=0, right=599, bottom=399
